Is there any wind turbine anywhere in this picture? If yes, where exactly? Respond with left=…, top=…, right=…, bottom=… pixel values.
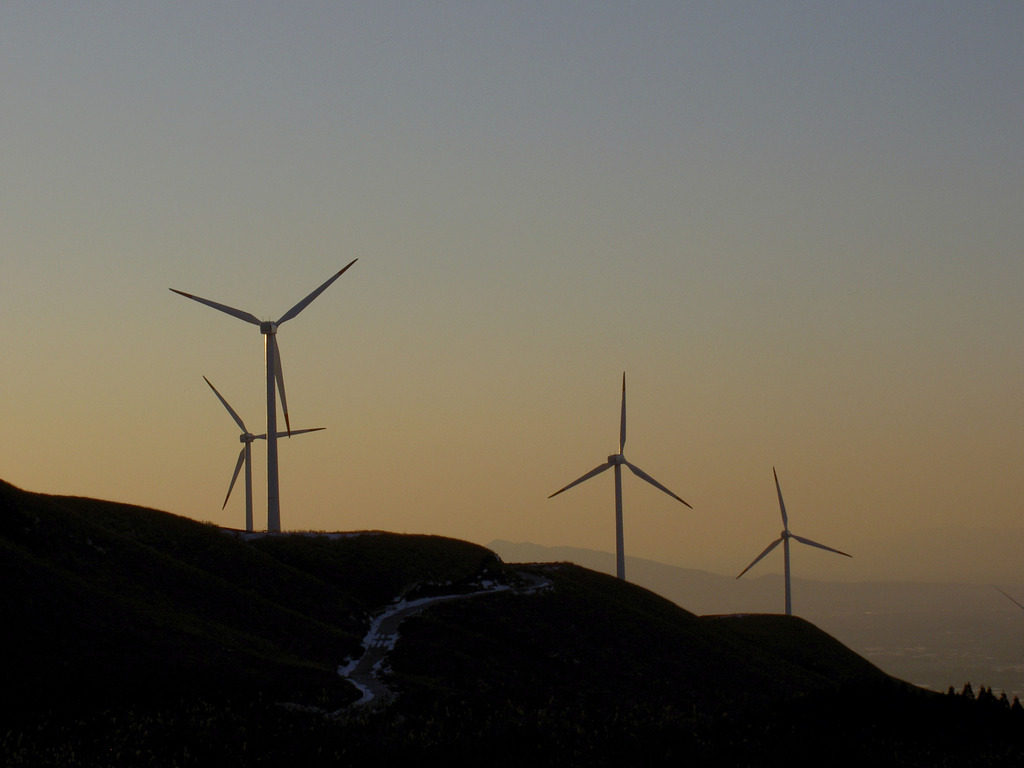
left=203, top=376, right=324, bottom=533
left=548, top=373, right=691, bottom=581
left=736, top=467, right=851, bottom=615
left=172, top=260, right=356, bottom=531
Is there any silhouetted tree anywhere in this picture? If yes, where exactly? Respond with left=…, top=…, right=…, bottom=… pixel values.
left=999, top=692, right=1011, bottom=709
left=961, top=682, right=975, bottom=700
left=947, top=686, right=957, bottom=697
left=1012, top=696, right=1023, bottom=713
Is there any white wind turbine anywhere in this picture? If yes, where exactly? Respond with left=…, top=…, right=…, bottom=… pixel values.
left=736, top=467, right=851, bottom=615
left=549, top=373, right=691, bottom=581
left=203, top=376, right=324, bottom=533
left=172, top=260, right=356, bottom=531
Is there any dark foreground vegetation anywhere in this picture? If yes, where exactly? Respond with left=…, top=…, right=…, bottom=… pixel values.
left=2, top=479, right=1023, bottom=766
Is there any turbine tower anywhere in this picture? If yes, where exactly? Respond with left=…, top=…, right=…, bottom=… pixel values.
left=204, top=376, right=324, bottom=533
left=736, top=467, right=851, bottom=615
left=549, top=373, right=691, bottom=581
left=172, top=260, right=356, bottom=531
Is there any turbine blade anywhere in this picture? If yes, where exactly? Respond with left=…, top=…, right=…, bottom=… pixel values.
left=256, top=428, right=322, bottom=439
left=169, top=289, right=261, bottom=326
left=203, top=376, right=247, bottom=433
left=736, top=538, right=783, bottom=579
left=271, top=427, right=325, bottom=438
left=623, top=461, right=692, bottom=508
left=773, top=466, right=789, bottom=529
left=548, top=462, right=612, bottom=498
left=993, top=585, right=1024, bottom=612
left=619, top=372, right=627, bottom=453
left=224, top=448, right=245, bottom=509
left=276, top=259, right=358, bottom=325
left=791, top=534, right=851, bottom=558
left=272, top=335, right=291, bottom=436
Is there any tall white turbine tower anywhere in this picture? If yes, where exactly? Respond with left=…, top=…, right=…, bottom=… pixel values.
left=549, top=373, right=691, bottom=581
left=204, top=376, right=324, bottom=533
left=172, top=260, right=356, bottom=531
left=737, top=467, right=851, bottom=615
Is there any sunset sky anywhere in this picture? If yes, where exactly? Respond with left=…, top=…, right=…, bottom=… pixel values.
left=3, top=3, right=1022, bottom=584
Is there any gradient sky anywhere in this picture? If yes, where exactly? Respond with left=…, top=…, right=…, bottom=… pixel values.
left=3, top=2, right=1022, bottom=584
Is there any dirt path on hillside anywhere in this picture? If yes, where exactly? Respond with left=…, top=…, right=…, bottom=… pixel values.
left=338, top=571, right=551, bottom=708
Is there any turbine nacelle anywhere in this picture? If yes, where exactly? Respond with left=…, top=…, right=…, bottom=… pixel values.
left=609, top=453, right=626, bottom=465
left=260, top=321, right=278, bottom=335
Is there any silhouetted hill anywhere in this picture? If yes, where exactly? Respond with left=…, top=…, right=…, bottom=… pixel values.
left=3, top=480, right=1023, bottom=766
left=388, top=563, right=890, bottom=711
left=489, top=540, right=1024, bottom=698
left=0, top=479, right=494, bottom=714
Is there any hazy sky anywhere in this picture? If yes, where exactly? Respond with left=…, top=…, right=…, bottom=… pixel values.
left=3, top=2, right=1022, bottom=583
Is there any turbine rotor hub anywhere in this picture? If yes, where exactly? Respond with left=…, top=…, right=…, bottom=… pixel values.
left=781, top=529, right=791, bottom=539
left=609, top=453, right=625, bottom=464
left=260, top=321, right=277, bottom=335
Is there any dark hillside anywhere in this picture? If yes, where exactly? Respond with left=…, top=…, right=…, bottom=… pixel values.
left=246, top=530, right=502, bottom=610
left=388, top=563, right=893, bottom=711
left=701, top=613, right=893, bottom=691
left=0, top=480, right=494, bottom=716
left=4, top=480, right=1024, bottom=766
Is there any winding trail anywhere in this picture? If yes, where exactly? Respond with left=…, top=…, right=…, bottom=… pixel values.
left=338, top=571, right=551, bottom=708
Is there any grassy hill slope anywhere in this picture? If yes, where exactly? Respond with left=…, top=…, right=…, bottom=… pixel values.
left=388, top=563, right=892, bottom=710
left=3, top=479, right=1023, bottom=766
left=0, top=479, right=494, bottom=715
